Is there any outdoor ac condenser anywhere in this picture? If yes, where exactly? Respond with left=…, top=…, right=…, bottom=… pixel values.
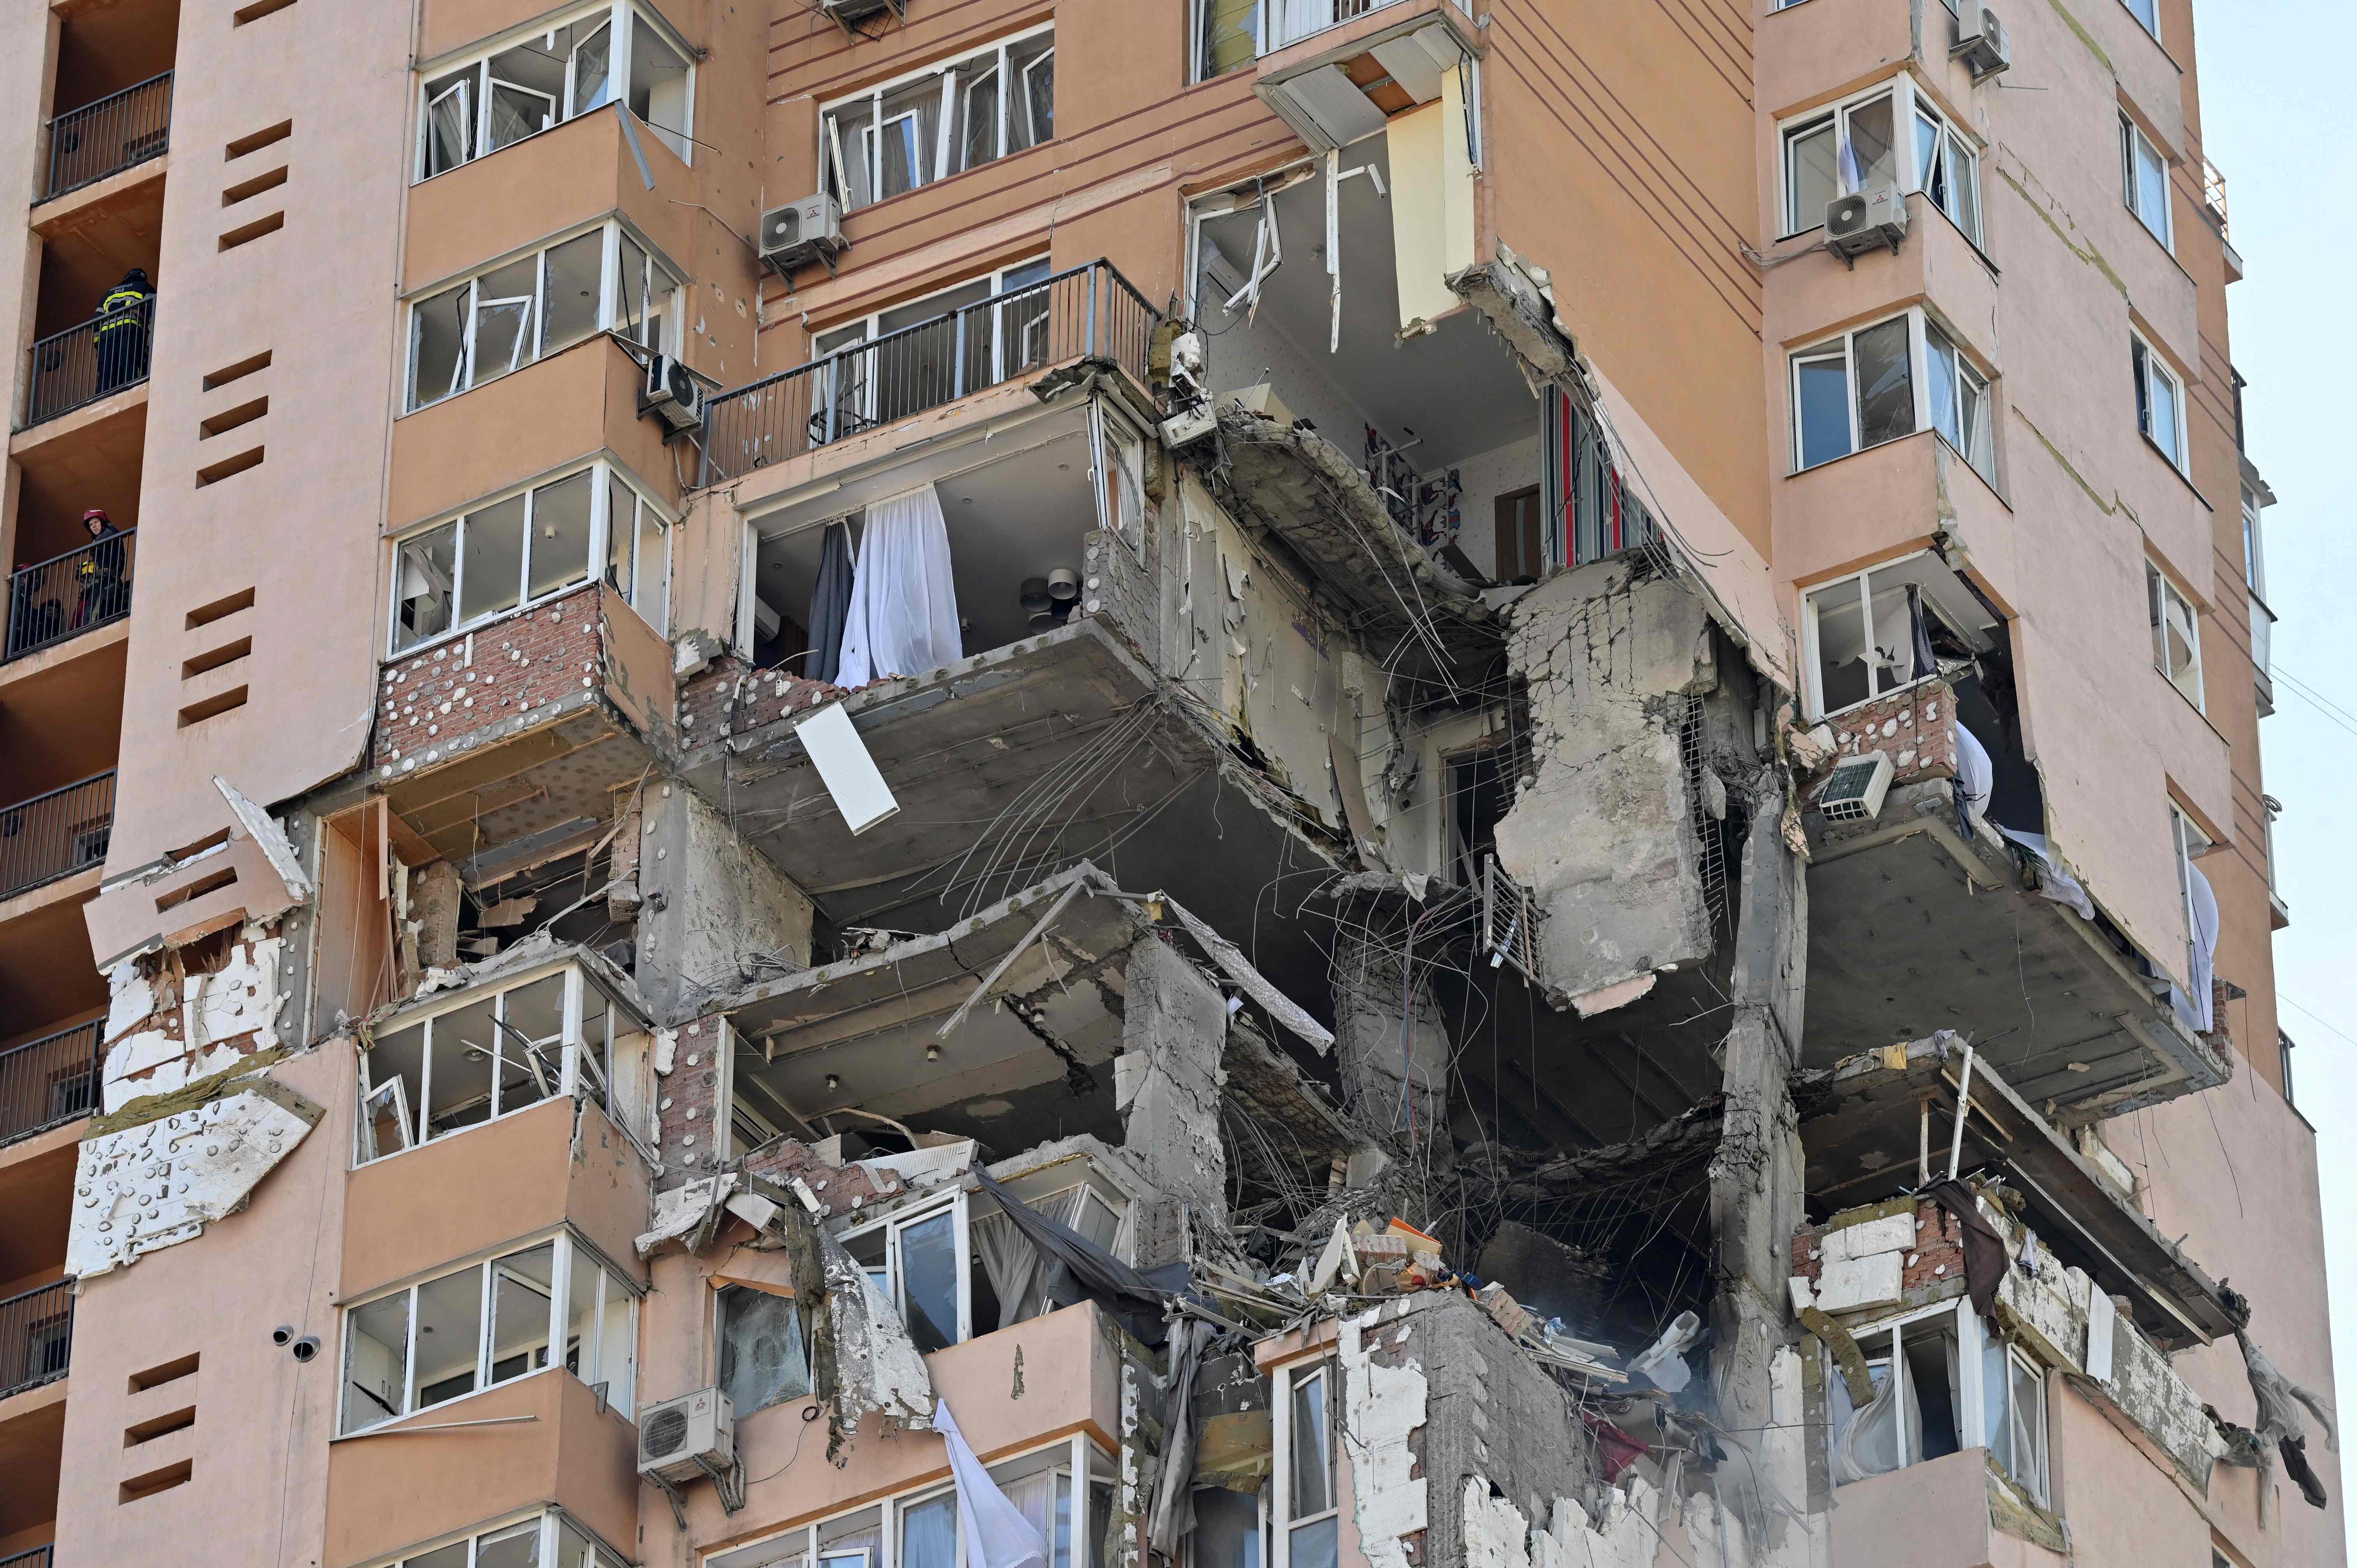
left=1952, top=7, right=2012, bottom=80
left=1825, top=184, right=1908, bottom=258
left=638, top=1386, right=736, bottom=1487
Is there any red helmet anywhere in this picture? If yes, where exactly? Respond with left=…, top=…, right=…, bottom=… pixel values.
left=82, top=509, right=109, bottom=523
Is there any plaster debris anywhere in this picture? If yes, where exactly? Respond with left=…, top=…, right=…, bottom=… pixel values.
left=1339, top=1309, right=1431, bottom=1568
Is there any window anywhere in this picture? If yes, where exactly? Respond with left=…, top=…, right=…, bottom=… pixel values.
left=338, top=1232, right=637, bottom=1435
left=2122, top=0, right=2158, bottom=40
left=2240, top=485, right=2268, bottom=597
left=1825, top=1300, right=2048, bottom=1505
left=2148, top=562, right=2202, bottom=709
left=1924, top=323, right=1995, bottom=481
left=1802, top=553, right=1991, bottom=720
left=375, top=1510, right=627, bottom=1568
left=1914, top=101, right=1982, bottom=246
left=1277, top=1364, right=1339, bottom=1568
left=390, top=461, right=669, bottom=655
left=716, top=1284, right=811, bottom=1417
left=417, top=3, right=692, bottom=180
left=1791, top=314, right=1914, bottom=470
left=822, top=26, right=1053, bottom=213
left=805, top=258, right=1054, bottom=444
left=407, top=221, right=684, bottom=411
left=1193, top=0, right=1261, bottom=78
left=1782, top=90, right=1897, bottom=235
left=1093, top=403, right=1148, bottom=561
left=845, top=1195, right=969, bottom=1356
left=2131, top=334, right=2185, bottom=471
left=707, top=1439, right=1116, bottom=1568
left=355, top=962, right=636, bottom=1157
left=2121, top=115, right=2171, bottom=250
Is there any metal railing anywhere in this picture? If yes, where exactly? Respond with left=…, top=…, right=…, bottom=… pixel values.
left=1267, top=0, right=1405, bottom=52
left=0, top=1280, right=72, bottom=1401
left=0, top=1021, right=101, bottom=1149
left=0, top=1546, right=53, bottom=1568
left=0, top=772, right=115, bottom=901
left=2201, top=157, right=2230, bottom=239
left=701, top=260, right=1159, bottom=484
left=44, top=71, right=173, bottom=201
left=22, top=296, right=155, bottom=429
left=6, top=529, right=134, bottom=661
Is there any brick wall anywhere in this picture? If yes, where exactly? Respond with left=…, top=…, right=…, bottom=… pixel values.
left=653, top=1013, right=726, bottom=1187
left=1791, top=1197, right=1968, bottom=1296
left=1823, top=680, right=1958, bottom=787
left=677, top=655, right=842, bottom=749
left=376, top=583, right=608, bottom=768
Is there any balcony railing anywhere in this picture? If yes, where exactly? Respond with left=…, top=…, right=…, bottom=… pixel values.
left=0, top=772, right=115, bottom=901
left=0, top=1281, right=72, bottom=1400
left=21, top=296, right=155, bottom=429
left=701, top=260, right=1159, bottom=485
left=0, top=1021, right=102, bottom=1149
left=0, top=1545, right=53, bottom=1568
left=6, top=530, right=135, bottom=661
left=2201, top=157, right=2230, bottom=239
left=44, top=71, right=173, bottom=202
left=1266, top=0, right=1406, bottom=52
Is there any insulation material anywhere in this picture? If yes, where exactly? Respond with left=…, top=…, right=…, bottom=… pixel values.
left=102, top=938, right=291, bottom=1113
left=1162, top=894, right=1335, bottom=1054
left=213, top=776, right=314, bottom=911
left=1339, top=1309, right=1431, bottom=1568
left=68, top=1075, right=323, bottom=1277
left=1387, top=70, right=1477, bottom=333
left=819, top=1224, right=936, bottom=1435
left=1459, top=1474, right=1661, bottom=1568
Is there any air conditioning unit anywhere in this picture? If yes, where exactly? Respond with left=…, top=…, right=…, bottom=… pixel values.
left=642, top=354, right=704, bottom=433
left=1952, top=7, right=2011, bottom=79
left=638, top=1387, right=735, bottom=1486
left=1825, top=184, right=1908, bottom=258
left=760, top=193, right=844, bottom=275
left=1815, top=752, right=1895, bottom=824
left=821, top=0, right=905, bottom=28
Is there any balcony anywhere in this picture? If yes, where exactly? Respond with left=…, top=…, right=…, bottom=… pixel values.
left=0, top=1023, right=101, bottom=1151
left=700, top=261, right=1157, bottom=484
left=0, top=1547, right=53, bottom=1568
left=0, top=1281, right=71, bottom=1402
left=0, top=774, right=115, bottom=902
left=42, top=71, right=173, bottom=203
left=19, top=297, right=154, bottom=431
left=6, top=532, right=134, bottom=662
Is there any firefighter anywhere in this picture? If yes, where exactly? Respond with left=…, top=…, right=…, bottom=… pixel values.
left=92, top=268, right=154, bottom=395
left=72, top=509, right=129, bottom=629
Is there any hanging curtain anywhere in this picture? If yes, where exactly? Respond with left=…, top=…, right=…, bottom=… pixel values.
left=999, top=1471, right=1063, bottom=1567
left=836, top=486, right=961, bottom=687
left=807, top=519, right=856, bottom=684
left=901, top=1491, right=963, bottom=1568
left=2183, top=861, right=2220, bottom=1032
left=935, top=1395, right=1050, bottom=1568
left=970, top=1188, right=1085, bottom=1331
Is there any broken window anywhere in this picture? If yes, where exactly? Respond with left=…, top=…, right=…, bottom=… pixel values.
left=1092, top=402, right=1150, bottom=561
left=355, top=961, right=639, bottom=1160
left=2131, top=333, right=2186, bottom=472
left=1801, top=551, right=1991, bottom=720
left=1192, top=0, right=1261, bottom=80
left=1981, top=1332, right=2050, bottom=1504
left=804, top=257, right=1051, bottom=444
left=1445, top=745, right=1510, bottom=889
left=846, top=1197, right=967, bottom=1355
left=1277, top=1363, right=1339, bottom=1568
left=1913, top=99, right=1982, bottom=246
left=405, top=220, right=684, bottom=411
left=2147, top=562, right=2203, bottom=710
left=717, top=1283, right=811, bottom=1416
left=822, top=25, right=1055, bottom=214
left=337, top=1231, right=638, bottom=1435
left=2171, top=802, right=2219, bottom=1033
left=1542, top=388, right=1656, bottom=570
left=413, top=3, right=693, bottom=182
left=377, top=1510, right=628, bottom=1568
left=1789, top=311, right=1922, bottom=471
left=388, top=459, right=668, bottom=655
left=1782, top=87, right=1897, bottom=236
left=2121, top=113, right=2172, bottom=252
left=1824, top=1300, right=2048, bottom=1501
left=1923, top=322, right=1995, bottom=482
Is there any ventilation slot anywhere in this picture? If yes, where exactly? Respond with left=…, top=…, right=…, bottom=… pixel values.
left=202, top=352, right=270, bottom=392
left=177, top=687, right=249, bottom=728
left=196, top=448, right=264, bottom=487
left=155, top=867, right=238, bottom=912
left=198, top=398, right=266, bottom=439
left=120, top=1459, right=193, bottom=1504
left=219, top=212, right=283, bottom=251
left=231, top=0, right=298, bottom=23
left=222, top=167, right=287, bottom=207
left=186, top=586, right=254, bottom=629
left=129, top=1353, right=199, bottom=1394
left=165, top=827, right=231, bottom=862
left=182, top=636, right=250, bottom=679
left=124, top=1407, right=196, bottom=1447
left=225, top=121, right=292, bottom=161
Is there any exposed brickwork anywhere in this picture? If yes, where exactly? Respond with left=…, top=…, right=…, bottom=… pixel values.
left=1791, top=1197, right=1968, bottom=1294
left=678, top=654, right=843, bottom=746
left=375, top=583, right=608, bottom=766
left=1825, top=680, right=1958, bottom=786
left=654, top=1013, right=727, bottom=1185
left=746, top=1138, right=907, bottom=1220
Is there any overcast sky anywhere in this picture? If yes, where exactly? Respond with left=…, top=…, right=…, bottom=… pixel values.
left=2192, top=0, right=2357, bottom=1548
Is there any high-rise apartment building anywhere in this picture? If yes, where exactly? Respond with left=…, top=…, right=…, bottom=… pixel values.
left=0, top=1, right=2328, bottom=1566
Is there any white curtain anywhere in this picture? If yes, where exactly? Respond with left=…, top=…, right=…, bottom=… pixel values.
left=836, top=486, right=962, bottom=686
left=970, top=1188, right=1085, bottom=1331
left=2184, top=862, right=2219, bottom=1032
left=936, top=1395, right=1050, bottom=1568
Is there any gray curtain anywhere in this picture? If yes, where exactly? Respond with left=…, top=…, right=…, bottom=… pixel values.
left=971, top=1188, right=1084, bottom=1331
left=807, top=519, right=855, bottom=683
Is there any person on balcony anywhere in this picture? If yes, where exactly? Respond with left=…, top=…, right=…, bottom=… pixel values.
left=92, top=268, right=154, bottom=394
left=72, top=510, right=128, bottom=629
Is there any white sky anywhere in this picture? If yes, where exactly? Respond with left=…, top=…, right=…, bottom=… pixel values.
left=2195, top=0, right=2357, bottom=1550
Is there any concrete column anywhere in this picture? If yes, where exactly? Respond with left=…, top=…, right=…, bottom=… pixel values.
left=1329, top=919, right=1449, bottom=1160
left=634, top=781, right=814, bottom=1021
left=1118, top=938, right=1228, bottom=1269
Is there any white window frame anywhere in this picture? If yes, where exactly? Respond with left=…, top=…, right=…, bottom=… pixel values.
left=368, top=1508, right=630, bottom=1568
left=841, top=1190, right=975, bottom=1351
left=2130, top=332, right=2187, bottom=473
left=2120, top=0, right=2159, bottom=42
left=820, top=24, right=1054, bottom=213
left=352, top=959, right=632, bottom=1160
left=1271, top=1360, right=1340, bottom=1568
left=405, top=219, right=685, bottom=413
left=1799, top=549, right=1989, bottom=721
left=1923, top=320, right=1996, bottom=482
left=806, top=256, right=1054, bottom=440
left=386, top=458, right=674, bottom=657
left=414, top=1, right=695, bottom=182
left=2120, top=114, right=2173, bottom=251
left=1912, top=96, right=1982, bottom=247
left=336, top=1229, right=641, bottom=1438
left=1825, top=1297, right=2050, bottom=1506
left=1778, top=75, right=1982, bottom=242
left=2148, top=561, right=2203, bottom=712
left=1788, top=310, right=1917, bottom=472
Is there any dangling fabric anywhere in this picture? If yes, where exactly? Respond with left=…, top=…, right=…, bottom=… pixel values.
left=2181, top=862, right=2220, bottom=1033
left=837, top=486, right=961, bottom=687
left=807, top=519, right=855, bottom=684
left=935, top=1394, right=1050, bottom=1568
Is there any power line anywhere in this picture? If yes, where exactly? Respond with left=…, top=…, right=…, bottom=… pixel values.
left=2270, top=663, right=2357, bottom=743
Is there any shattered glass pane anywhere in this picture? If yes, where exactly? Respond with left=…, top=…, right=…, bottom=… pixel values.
left=1852, top=316, right=1914, bottom=449
left=719, top=1284, right=812, bottom=1414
